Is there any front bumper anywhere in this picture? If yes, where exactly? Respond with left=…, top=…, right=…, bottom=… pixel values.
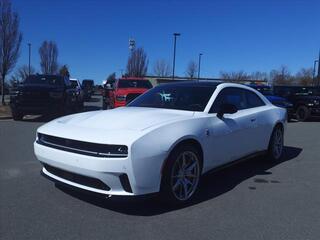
left=310, top=107, right=320, bottom=116
left=34, top=141, right=165, bottom=196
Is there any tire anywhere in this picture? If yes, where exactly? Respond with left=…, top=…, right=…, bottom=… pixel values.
left=296, top=105, right=310, bottom=122
left=266, top=125, right=284, bottom=162
left=160, top=144, right=202, bottom=205
left=12, top=111, right=23, bottom=121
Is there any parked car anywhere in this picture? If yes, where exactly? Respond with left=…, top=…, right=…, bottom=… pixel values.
left=249, top=85, right=294, bottom=119
left=70, top=78, right=84, bottom=110
left=82, top=79, right=94, bottom=101
left=274, top=86, right=320, bottom=121
left=34, top=81, right=286, bottom=204
left=107, top=77, right=153, bottom=108
left=10, top=74, right=79, bottom=120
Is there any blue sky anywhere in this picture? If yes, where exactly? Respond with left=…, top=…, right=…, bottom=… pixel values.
left=12, top=0, right=320, bottom=83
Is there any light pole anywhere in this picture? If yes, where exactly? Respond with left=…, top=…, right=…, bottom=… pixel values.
left=197, top=53, right=203, bottom=80
left=28, top=43, right=31, bottom=75
left=317, top=50, right=320, bottom=86
left=313, top=60, right=318, bottom=80
left=172, top=33, right=180, bottom=80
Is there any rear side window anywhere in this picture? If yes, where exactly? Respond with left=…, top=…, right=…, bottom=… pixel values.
left=245, top=90, right=265, bottom=108
left=209, top=87, right=265, bottom=113
left=209, top=88, right=247, bottom=113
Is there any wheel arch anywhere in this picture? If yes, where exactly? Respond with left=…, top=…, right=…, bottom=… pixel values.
left=161, top=137, right=204, bottom=175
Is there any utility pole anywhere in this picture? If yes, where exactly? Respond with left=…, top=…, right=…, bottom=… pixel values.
left=28, top=43, right=31, bottom=75
left=197, top=53, right=203, bottom=80
left=317, top=50, right=320, bottom=86
left=172, top=33, right=181, bottom=80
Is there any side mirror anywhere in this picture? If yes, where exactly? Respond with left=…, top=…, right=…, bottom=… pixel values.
left=217, top=103, right=238, bottom=118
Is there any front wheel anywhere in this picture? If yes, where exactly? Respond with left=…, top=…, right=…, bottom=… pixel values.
left=296, top=105, right=310, bottom=122
left=12, top=111, right=23, bottom=121
left=161, top=144, right=201, bottom=205
left=267, top=125, right=284, bottom=161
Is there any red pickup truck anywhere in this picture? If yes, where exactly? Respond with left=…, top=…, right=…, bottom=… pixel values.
left=104, top=77, right=153, bottom=109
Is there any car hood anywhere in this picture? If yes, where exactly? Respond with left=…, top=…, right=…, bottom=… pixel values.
left=37, top=107, right=195, bottom=145
left=53, top=107, right=194, bottom=131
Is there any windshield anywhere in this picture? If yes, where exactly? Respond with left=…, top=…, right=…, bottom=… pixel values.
left=118, top=80, right=152, bottom=89
left=23, top=75, right=63, bottom=85
left=70, top=80, right=78, bottom=88
left=82, top=80, right=94, bottom=87
left=128, top=84, right=216, bottom=111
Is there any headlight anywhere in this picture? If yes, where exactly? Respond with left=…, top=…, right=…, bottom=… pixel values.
left=116, top=95, right=126, bottom=102
left=49, top=92, right=63, bottom=98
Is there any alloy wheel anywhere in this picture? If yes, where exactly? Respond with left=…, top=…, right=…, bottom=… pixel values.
left=170, top=151, right=200, bottom=201
left=272, top=128, right=283, bottom=160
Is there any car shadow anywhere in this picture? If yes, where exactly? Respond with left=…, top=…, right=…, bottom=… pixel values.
left=55, top=146, right=302, bottom=216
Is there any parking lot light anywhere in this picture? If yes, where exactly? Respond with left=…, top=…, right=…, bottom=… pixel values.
left=172, top=33, right=181, bottom=80
left=198, top=53, right=203, bottom=80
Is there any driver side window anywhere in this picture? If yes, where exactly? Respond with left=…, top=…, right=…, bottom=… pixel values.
left=209, top=88, right=246, bottom=113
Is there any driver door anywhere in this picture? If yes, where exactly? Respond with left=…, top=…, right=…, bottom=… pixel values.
left=206, top=87, right=257, bottom=167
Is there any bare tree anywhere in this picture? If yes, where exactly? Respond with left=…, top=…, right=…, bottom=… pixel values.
left=186, top=61, right=198, bottom=79
left=270, top=66, right=292, bottom=86
left=126, top=47, right=148, bottom=77
left=220, top=70, right=250, bottom=81
left=249, top=71, right=268, bottom=81
left=153, top=59, right=171, bottom=77
left=59, top=64, right=70, bottom=77
left=295, top=68, right=313, bottom=86
left=39, top=40, right=58, bottom=74
left=10, top=65, right=35, bottom=84
left=0, top=0, right=22, bottom=105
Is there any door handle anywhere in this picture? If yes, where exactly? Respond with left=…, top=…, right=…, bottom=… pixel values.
left=251, top=118, right=256, bottom=122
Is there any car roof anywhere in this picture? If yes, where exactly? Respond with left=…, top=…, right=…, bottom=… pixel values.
left=158, top=80, right=223, bottom=88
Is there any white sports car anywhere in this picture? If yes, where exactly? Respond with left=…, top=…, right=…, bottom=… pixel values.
left=34, top=81, right=286, bottom=203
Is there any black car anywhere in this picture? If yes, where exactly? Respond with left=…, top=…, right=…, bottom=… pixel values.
left=10, top=75, right=79, bottom=120
left=249, top=85, right=294, bottom=117
left=274, top=86, right=320, bottom=121
left=82, top=79, right=94, bottom=101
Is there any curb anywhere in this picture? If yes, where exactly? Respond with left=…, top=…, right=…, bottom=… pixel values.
left=0, top=116, right=12, bottom=120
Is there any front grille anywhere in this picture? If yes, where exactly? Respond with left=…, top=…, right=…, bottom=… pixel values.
left=126, top=93, right=142, bottom=104
left=37, top=133, right=128, bottom=158
left=43, top=163, right=110, bottom=191
left=20, top=91, right=51, bottom=106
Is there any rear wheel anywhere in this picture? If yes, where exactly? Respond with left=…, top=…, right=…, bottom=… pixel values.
left=161, top=144, right=201, bottom=205
left=296, top=105, right=310, bottom=122
left=12, top=111, right=23, bottom=121
left=267, top=125, right=284, bottom=161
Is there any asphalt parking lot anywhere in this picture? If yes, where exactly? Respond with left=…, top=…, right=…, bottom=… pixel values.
left=0, top=98, right=320, bottom=240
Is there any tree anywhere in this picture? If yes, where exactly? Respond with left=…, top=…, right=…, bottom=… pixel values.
left=295, top=68, right=313, bottom=86
left=59, top=64, right=70, bottom=77
left=153, top=59, right=171, bottom=77
left=106, top=72, right=116, bottom=82
left=0, top=0, right=22, bottom=105
left=126, top=47, right=148, bottom=77
left=270, top=66, right=292, bottom=86
left=250, top=71, right=268, bottom=81
left=186, top=61, right=198, bottom=78
left=10, top=65, right=35, bottom=84
left=39, top=40, right=58, bottom=74
left=220, top=70, right=250, bottom=81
